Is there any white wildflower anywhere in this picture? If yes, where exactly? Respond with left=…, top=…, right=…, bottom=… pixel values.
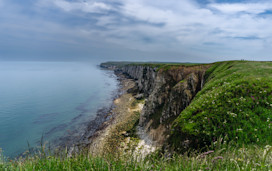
left=236, top=128, right=243, bottom=132
left=229, top=113, right=237, bottom=117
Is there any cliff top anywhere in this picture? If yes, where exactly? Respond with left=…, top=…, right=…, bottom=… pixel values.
left=100, top=61, right=206, bottom=70
left=171, top=60, right=272, bottom=150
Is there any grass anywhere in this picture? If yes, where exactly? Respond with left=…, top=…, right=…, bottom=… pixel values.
left=101, top=61, right=205, bottom=71
left=1, top=143, right=271, bottom=170
left=171, top=61, right=272, bottom=150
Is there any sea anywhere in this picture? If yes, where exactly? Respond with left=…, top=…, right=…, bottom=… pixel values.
left=0, top=62, right=118, bottom=158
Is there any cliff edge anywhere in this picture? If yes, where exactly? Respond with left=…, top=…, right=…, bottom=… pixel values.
left=101, top=61, right=272, bottom=153
left=101, top=62, right=210, bottom=148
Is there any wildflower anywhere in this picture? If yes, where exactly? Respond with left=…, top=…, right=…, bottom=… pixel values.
left=199, top=150, right=214, bottom=158
left=265, top=145, right=271, bottom=149
left=236, top=128, right=243, bottom=132
left=212, top=156, right=223, bottom=162
left=229, top=112, right=237, bottom=117
left=237, top=158, right=243, bottom=162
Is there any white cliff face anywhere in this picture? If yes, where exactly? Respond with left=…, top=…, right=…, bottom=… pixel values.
left=101, top=63, right=209, bottom=146
left=119, top=65, right=157, bottom=97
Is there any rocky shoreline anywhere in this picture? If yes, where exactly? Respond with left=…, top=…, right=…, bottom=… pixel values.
left=59, top=68, right=137, bottom=155
left=53, top=62, right=210, bottom=156
left=82, top=67, right=158, bottom=157
left=87, top=74, right=136, bottom=154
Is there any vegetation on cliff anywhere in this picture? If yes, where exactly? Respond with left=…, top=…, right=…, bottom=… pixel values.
left=171, top=61, right=272, bottom=150
left=100, top=61, right=203, bottom=71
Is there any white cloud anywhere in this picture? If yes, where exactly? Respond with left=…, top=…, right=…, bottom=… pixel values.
left=3, top=0, right=272, bottom=61
left=209, top=2, right=272, bottom=14
left=109, top=0, right=272, bottom=58
left=38, top=0, right=112, bottom=13
left=48, top=0, right=272, bottom=59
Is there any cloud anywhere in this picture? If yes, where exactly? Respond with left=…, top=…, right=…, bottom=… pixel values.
left=1, top=0, right=272, bottom=62
left=38, top=0, right=113, bottom=13
left=114, top=0, right=272, bottom=55
left=209, top=2, right=272, bottom=14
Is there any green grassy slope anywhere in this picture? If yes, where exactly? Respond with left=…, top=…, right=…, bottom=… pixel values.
left=171, top=61, right=272, bottom=149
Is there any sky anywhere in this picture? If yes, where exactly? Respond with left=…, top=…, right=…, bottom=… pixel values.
left=0, top=0, right=272, bottom=63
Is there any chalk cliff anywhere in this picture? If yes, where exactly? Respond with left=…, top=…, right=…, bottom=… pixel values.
left=100, top=63, right=210, bottom=145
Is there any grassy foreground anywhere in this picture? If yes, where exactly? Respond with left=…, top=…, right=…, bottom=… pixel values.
left=0, top=143, right=271, bottom=170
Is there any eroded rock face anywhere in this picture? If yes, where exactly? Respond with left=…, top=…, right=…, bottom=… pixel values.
left=101, top=63, right=209, bottom=145
left=118, top=65, right=157, bottom=96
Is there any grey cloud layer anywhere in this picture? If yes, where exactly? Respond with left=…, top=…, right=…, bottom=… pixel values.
left=0, top=0, right=271, bottom=61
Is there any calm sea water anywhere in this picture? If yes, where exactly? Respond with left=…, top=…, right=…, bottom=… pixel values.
left=0, top=62, right=118, bottom=158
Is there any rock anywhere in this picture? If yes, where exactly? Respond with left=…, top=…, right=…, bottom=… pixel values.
left=121, top=131, right=129, bottom=137
left=102, top=63, right=209, bottom=146
left=134, top=93, right=144, bottom=100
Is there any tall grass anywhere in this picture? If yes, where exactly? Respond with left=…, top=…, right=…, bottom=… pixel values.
left=0, top=142, right=271, bottom=170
